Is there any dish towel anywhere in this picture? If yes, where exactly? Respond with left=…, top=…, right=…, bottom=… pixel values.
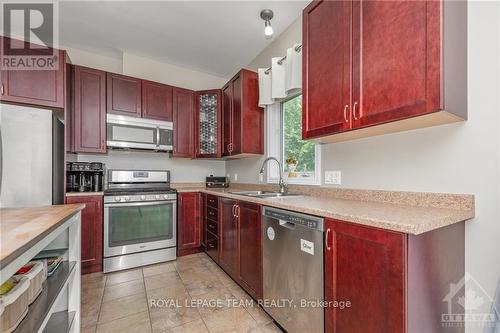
left=271, top=57, right=287, bottom=99
left=258, top=68, right=273, bottom=107
left=285, top=43, right=302, bottom=94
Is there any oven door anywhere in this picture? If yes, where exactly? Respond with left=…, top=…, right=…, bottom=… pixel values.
left=104, top=200, right=176, bottom=257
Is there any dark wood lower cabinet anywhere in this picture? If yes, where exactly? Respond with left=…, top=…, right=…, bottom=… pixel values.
left=237, top=202, right=262, bottom=299
left=66, top=195, right=103, bottom=274
left=219, top=198, right=239, bottom=277
left=177, top=192, right=201, bottom=256
left=211, top=197, right=262, bottom=300
left=325, top=219, right=406, bottom=333
left=324, top=218, right=465, bottom=333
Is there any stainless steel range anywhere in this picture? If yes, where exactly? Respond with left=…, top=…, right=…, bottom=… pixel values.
left=103, top=170, right=177, bottom=273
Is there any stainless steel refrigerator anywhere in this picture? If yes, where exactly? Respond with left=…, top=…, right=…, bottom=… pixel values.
left=0, top=104, right=64, bottom=208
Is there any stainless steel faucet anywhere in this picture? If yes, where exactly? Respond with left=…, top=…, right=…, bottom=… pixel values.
left=259, top=157, right=288, bottom=194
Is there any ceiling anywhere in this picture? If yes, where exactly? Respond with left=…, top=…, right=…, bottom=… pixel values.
left=59, top=1, right=307, bottom=78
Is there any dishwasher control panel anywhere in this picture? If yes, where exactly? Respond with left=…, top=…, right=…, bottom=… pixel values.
left=263, top=207, right=324, bottom=231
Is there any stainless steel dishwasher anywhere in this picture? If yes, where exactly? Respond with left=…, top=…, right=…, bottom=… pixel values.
left=262, top=206, right=324, bottom=333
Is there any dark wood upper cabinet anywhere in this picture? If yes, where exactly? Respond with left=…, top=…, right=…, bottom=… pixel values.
left=325, top=219, right=406, bottom=333
left=237, top=201, right=262, bottom=300
left=302, top=0, right=352, bottom=139
left=142, top=80, right=173, bottom=121
left=195, top=89, right=222, bottom=158
left=219, top=197, right=238, bottom=277
left=352, top=0, right=441, bottom=129
left=66, top=195, right=103, bottom=274
left=177, top=192, right=201, bottom=256
left=172, top=87, right=195, bottom=158
left=303, top=0, right=466, bottom=142
left=72, top=65, right=106, bottom=153
left=0, top=36, right=66, bottom=109
left=222, top=84, right=232, bottom=157
left=106, top=72, right=142, bottom=117
left=222, top=69, right=264, bottom=157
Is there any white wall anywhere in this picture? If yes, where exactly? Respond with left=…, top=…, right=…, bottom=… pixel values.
left=76, top=151, right=224, bottom=183
left=227, top=3, right=500, bottom=330
left=62, top=46, right=227, bottom=181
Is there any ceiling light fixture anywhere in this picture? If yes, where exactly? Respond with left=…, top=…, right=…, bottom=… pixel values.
left=260, top=9, right=274, bottom=39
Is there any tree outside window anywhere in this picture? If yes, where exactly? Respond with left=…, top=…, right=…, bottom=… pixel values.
left=282, top=95, right=316, bottom=179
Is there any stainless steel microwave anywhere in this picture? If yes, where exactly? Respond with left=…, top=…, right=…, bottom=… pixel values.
left=106, top=114, right=173, bottom=151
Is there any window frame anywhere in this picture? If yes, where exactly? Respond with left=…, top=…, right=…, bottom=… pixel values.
left=266, top=94, right=322, bottom=186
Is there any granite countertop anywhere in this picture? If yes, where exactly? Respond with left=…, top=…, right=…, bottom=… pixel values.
left=0, top=204, right=85, bottom=267
left=174, top=184, right=474, bottom=235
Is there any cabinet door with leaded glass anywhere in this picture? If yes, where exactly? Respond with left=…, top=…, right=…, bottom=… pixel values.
left=195, top=90, right=222, bottom=158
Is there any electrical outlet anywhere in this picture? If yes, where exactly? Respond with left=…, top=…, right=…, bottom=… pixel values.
left=325, top=171, right=341, bottom=185
left=234, top=173, right=238, bottom=181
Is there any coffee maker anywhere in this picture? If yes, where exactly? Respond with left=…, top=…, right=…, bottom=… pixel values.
left=66, top=162, right=105, bottom=193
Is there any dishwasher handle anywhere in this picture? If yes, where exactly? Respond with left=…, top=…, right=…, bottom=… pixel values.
left=278, top=220, right=296, bottom=230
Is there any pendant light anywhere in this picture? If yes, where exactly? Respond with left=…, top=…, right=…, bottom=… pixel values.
left=260, top=9, right=274, bottom=39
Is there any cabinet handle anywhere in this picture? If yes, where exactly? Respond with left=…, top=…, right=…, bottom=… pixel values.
left=208, top=223, right=215, bottom=229
left=353, top=102, right=359, bottom=120
left=325, top=228, right=332, bottom=251
left=1, top=84, right=4, bottom=95
left=343, top=105, right=349, bottom=123
left=235, top=205, right=240, bottom=220
left=209, top=243, right=215, bottom=249
left=232, top=204, right=236, bottom=217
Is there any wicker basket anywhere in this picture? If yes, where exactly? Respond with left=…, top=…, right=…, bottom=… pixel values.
left=0, top=276, right=30, bottom=333
left=16, top=261, right=46, bottom=304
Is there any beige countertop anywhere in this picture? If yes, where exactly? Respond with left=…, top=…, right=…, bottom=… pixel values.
left=174, top=184, right=474, bottom=235
left=0, top=204, right=85, bottom=267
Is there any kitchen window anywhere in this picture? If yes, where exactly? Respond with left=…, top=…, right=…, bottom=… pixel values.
left=267, top=94, right=321, bottom=185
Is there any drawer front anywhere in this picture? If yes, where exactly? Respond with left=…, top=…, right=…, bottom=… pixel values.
left=207, top=195, right=219, bottom=208
left=206, top=218, right=218, bottom=236
left=206, top=231, right=219, bottom=262
left=206, top=206, right=218, bottom=221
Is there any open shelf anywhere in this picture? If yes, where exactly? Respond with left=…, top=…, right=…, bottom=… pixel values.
left=13, top=261, right=76, bottom=333
left=43, top=311, right=76, bottom=333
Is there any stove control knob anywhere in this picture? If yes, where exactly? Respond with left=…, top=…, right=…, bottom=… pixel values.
left=125, top=196, right=131, bottom=201
left=155, top=195, right=161, bottom=200
left=140, top=195, right=146, bottom=200
left=115, top=196, right=121, bottom=202
left=164, top=195, right=170, bottom=199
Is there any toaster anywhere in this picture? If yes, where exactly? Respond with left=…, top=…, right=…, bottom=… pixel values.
left=206, top=176, right=230, bottom=188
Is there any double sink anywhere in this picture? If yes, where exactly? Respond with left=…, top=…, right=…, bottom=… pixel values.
left=229, top=190, right=301, bottom=199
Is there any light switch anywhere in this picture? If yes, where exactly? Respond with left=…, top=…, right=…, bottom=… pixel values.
left=325, top=171, right=341, bottom=185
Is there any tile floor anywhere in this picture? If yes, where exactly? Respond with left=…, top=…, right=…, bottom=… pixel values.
left=81, top=252, right=283, bottom=333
